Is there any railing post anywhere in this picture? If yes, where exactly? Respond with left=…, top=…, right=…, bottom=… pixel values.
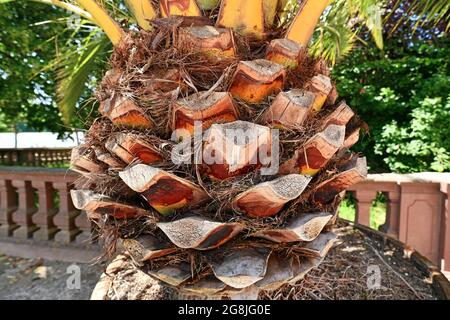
left=53, top=182, right=79, bottom=243
left=17, top=151, right=25, bottom=167
left=399, top=182, right=443, bottom=265
left=354, top=190, right=376, bottom=227
left=11, top=180, right=38, bottom=239
left=0, top=179, right=18, bottom=237
left=443, top=184, right=450, bottom=272
left=10, top=150, right=16, bottom=165
left=33, top=181, right=58, bottom=241
left=380, top=186, right=401, bottom=239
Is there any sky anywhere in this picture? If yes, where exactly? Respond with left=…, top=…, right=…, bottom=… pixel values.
left=0, top=132, right=83, bottom=148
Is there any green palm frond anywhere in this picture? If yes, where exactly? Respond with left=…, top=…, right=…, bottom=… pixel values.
left=278, top=0, right=300, bottom=25
left=310, top=5, right=356, bottom=65
left=281, top=0, right=384, bottom=64
left=346, top=0, right=384, bottom=49
left=1, top=0, right=96, bottom=22
left=97, top=0, right=133, bottom=20
left=54, top=30, right=110, bottom=124
left=388, top=0, right=450, bottom=33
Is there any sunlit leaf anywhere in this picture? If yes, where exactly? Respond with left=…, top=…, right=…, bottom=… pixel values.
left=54, top=32, right=110, bottom=124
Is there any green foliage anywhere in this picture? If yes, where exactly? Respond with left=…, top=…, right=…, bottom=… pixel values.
left=377, top=96, right=450, bottom=172
left=309, top=2, right=356, bottom=65
left=388, top=0, right=450, bottom=33
left=348, top=0, right=384, bottom=49
left=284, top=0, right=385, bottom=64
left=333, top=38, right=450, bottom=172
left=0, top=1, right=109, bottom=134
left=54, top=32, right=110, bottom=125
left=0, top=2, right=66, bottom=132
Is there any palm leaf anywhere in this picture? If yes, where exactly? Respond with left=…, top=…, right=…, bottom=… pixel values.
left=280, top=0, right=382, bottom=64
left=0, top=0, right=95, bottom=22
left=310, top=5, right=356, bottom=65
left=388, top=0, right=450, bottom=33
left=346, top=0, right=384, bottom=50
left=55, top=31, right=110, bottom=125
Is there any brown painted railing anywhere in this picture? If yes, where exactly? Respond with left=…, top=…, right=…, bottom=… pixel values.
left=0, top=167, right=91, bottom=244
left=0, top=148, right=71, bottom=167
left=347, top=173, right=450, bottom=271
left=0, top=167, right=448, bottom=271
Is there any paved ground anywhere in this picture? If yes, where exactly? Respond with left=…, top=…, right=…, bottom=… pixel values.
left=0, top=254, right=102, bottom=300
left=1, top=249, right=448, bottom=300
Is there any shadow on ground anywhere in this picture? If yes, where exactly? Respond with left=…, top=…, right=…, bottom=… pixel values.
left=0, top=255, right=102, bottom=300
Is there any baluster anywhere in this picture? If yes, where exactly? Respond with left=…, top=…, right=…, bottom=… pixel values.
left=0, top=180, right=18, bottom=236
left=58, top=150, right=63, bottom=165
left=32, top=150, right=37, bottom=166
left=354, top=190, right=376, bottom=227
left=27, top=150, right=34, bottom=166
left=10, top=150, right=16, bottom=165
left=11, top=180, right=38, bottom=239
left=37, top=150, right=42, bottom=167
left=380, top=187, right=401, bottom=238
left=53, top=182, right=79, bottom=243
left=18, top=151, right=25, bottom=166
left=443, top=184, right=450, bottom=272
left=75, top=211, right=94, bottom=244
left=33, top=181, right=58, bottom=240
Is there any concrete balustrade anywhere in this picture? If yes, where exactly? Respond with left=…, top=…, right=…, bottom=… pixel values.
left=0, top=179, right=18, bottom=237
left=0, top=167, right=448, bottom=271
left=348, top=173, right=450, bottom=271
left=33, top=181, right=58, bottom=241
left=0, top=167, right=84, bottom=243
left=444, top=184, right=450, bottom=272
left=0, top=148, right=71, bottom=167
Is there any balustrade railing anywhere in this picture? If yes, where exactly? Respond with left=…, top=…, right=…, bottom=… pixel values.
left=347, top=173, right=450, bottom=270
left=0, top=148, right=71, bottom=167
left=0, top=167, right=448, bottom=271
left=0, top=167, right=90, bottom=244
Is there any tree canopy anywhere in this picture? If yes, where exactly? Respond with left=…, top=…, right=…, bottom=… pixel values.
left=0, top=1, right=110, bottom=135
left=333, top=21, right=449, bottom=172
left=0, top=2, right=67, bottom=133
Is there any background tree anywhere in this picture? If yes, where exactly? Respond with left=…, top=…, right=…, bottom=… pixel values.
left=333, top=1, right=449, bottom=172
left=0, top=0, right=111, bottom=135
left=0, top=1, right=67, bottom=133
